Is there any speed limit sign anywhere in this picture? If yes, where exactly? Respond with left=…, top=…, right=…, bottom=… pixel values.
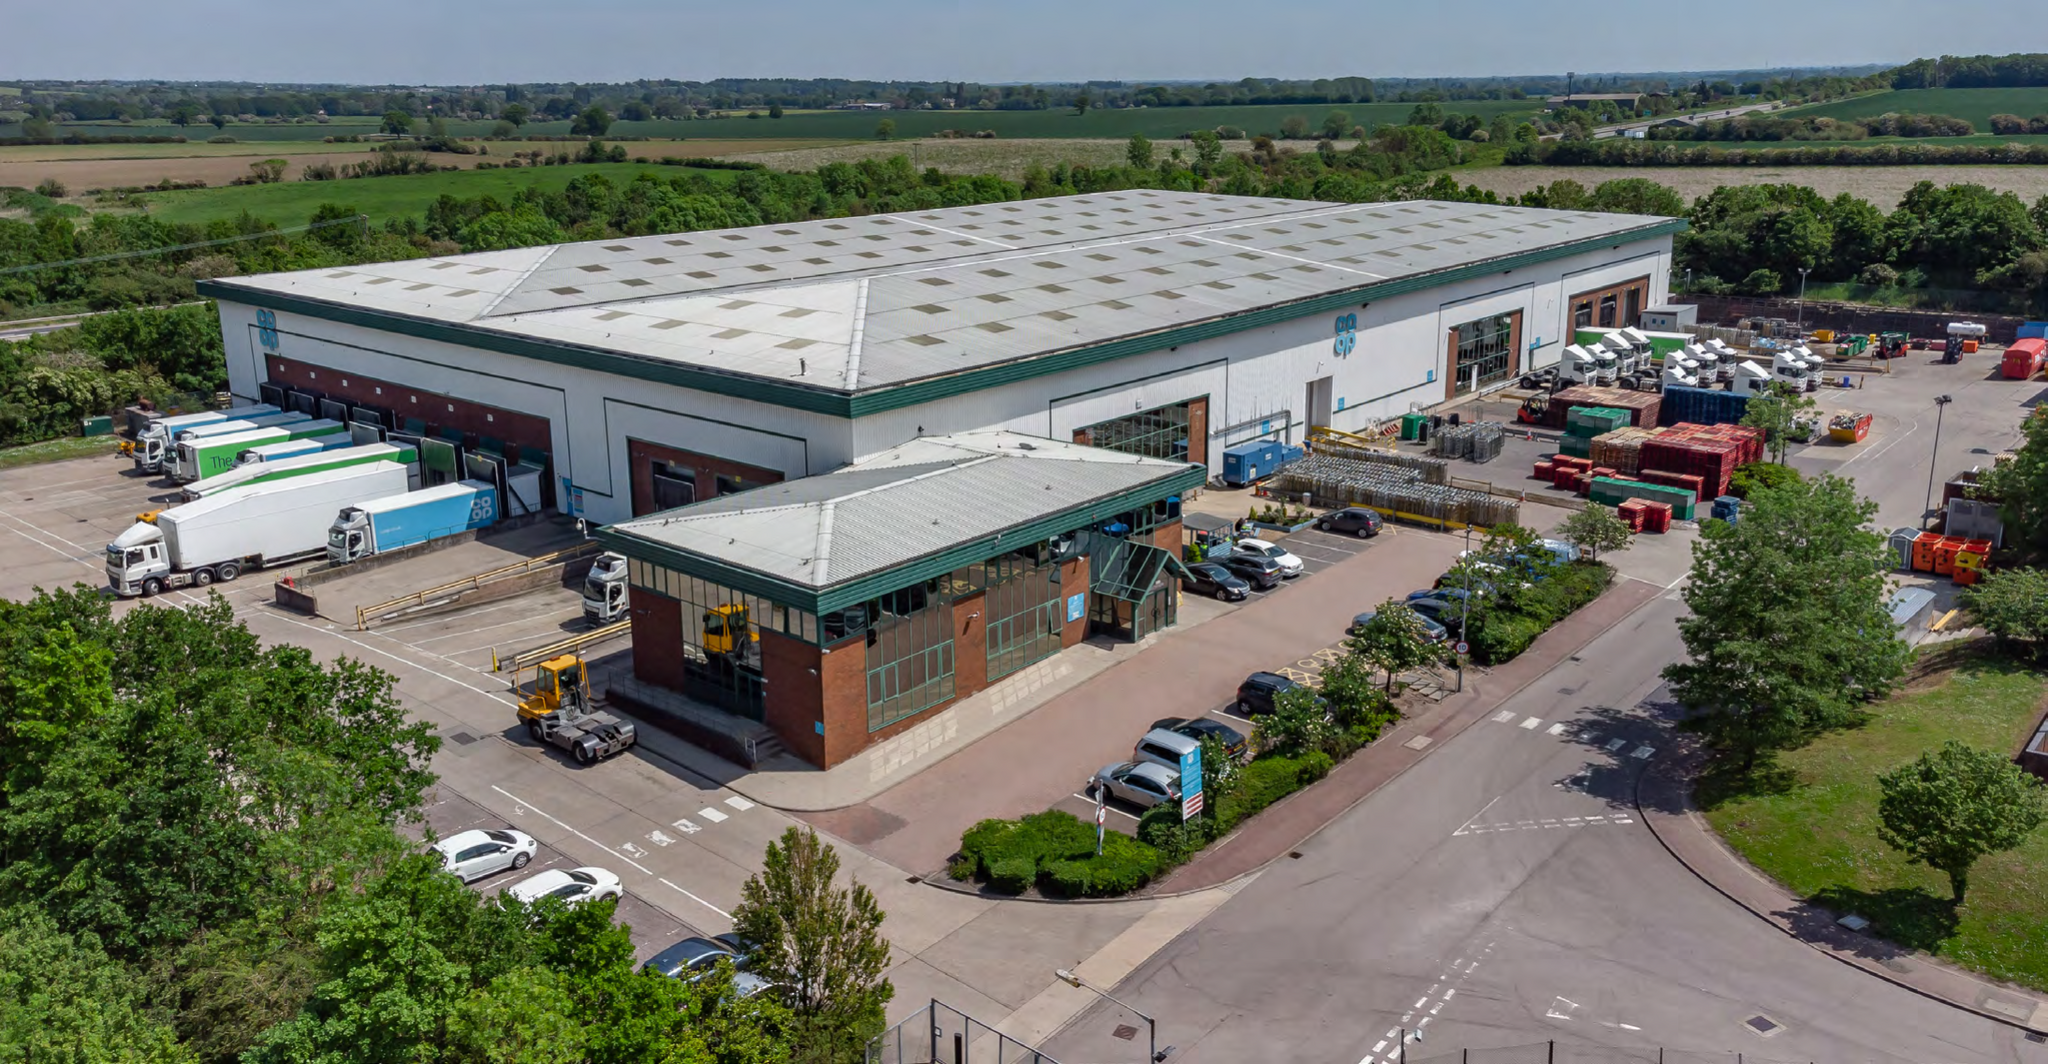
left=1095, top=803, right=1106, bottom=826
left=1454, top=640, right=1470, bottom=655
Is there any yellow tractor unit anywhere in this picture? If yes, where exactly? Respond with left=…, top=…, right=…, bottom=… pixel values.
left=702, top=603, right=762, bottom=671
left=513, top=654, right=637, bottom=764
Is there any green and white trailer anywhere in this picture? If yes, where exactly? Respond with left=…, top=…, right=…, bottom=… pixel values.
left=180, top=442, right=419, bottom=502
left=171, top=418, right=348, bottom=483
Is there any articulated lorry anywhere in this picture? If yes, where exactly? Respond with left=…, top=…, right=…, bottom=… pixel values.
left=327, top=479, right=498, bottom=564
left=106, top=462, right=411, bottom=597
left=171, top=418, right=347, bottom=483
left=130, top=404, right=283, bottom=473
left=181, top=442, right=418, bottom=503
left=234, top=434, right=356, bottom=468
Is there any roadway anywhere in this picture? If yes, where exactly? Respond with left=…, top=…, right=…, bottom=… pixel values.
left=1043, top=589, right=2043, bottom=1064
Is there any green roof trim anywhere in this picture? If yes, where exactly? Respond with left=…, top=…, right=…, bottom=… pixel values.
left=199, top=216, right=1685, bottom=420
left=594, top=463, right=1207, bottom=614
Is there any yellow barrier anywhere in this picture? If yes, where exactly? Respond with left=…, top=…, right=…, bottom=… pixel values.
left=355, top=540, right=600, bottom=630
left=1308, top=424, right=1395, bottom=452
left=491, top=620, right=630, bottom=673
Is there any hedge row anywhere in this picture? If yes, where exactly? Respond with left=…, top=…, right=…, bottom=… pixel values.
left=1466, top=560, right=1614, bottom=664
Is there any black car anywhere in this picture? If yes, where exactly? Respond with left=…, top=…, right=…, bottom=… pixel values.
left=1316, top=506, right=1385, bottom=538
left=1351, top=609, right=1450, bottom=643
left=643, top=937, right=736, bottom=979
left=1233, top=671, right=1302, bottom=716
left=1216, top=553, right=1285, bottom=590
left=1152, top=716, right=1250, bottom=761
left=1181, top=561, right=1251, bottom=601
left=1404, top=596, right=1461, bottom=627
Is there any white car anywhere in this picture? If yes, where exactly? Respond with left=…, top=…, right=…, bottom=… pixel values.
left=433, top=828, right=537, bottom=883
left=1233, top=538, right=1304, bottom=578
left=506, top=866, right=623, bottom=906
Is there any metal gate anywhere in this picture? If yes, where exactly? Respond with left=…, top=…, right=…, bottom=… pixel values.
left=868, top=1000, right=1059, bottom=1064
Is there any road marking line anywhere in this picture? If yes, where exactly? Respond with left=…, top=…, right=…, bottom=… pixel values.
left=659, top=877, right=731, bottom=921
left=1547, top=722, right=1568, bottom=735
left=1631, top=745, right=1655, bottom=759
left=1373, top=1041, right=1387, bottom=1053
left=724, top=795, right=755, bottom=811
left=1413, top=997, right=1427, bottom=1009
left=1520, top=716, right=1542, bottom=729
left=269, top=612, right=516, bottom=705
left=1614, top=817, right=1634, bottom=824
left=647, top=831, right=674, bottom=847
left=1605, top=738, right=1627, bottom=752
left=1430, top=1003, right=1443, bottom=1014
left=1563, top=817, right=1582, bottom=824
left=489, top=784, right=728, bottom=922
left=697, top=807, right=728, bottom=823
left=1442, top=989, right=1456, bottom=998
left=671, top=818, right=700, bottom=834
left=1492, top=709, right=1517, bottom=723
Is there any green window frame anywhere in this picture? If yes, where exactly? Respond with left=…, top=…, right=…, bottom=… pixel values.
left=865, top=582, right=955, bottom=732
left=984, top=558, right=1063, bottom=682
left=1082, top=400, right=1193, bottom=461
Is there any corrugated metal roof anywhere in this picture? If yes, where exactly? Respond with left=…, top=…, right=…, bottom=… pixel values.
left=608, top=431, right=1188, bottom=589
left=212, top=192, right=1675, bottom=395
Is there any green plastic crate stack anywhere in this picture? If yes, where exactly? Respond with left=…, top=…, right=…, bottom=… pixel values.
left=1587, top=476, right=1697, bottom=520
left=1559, top=434, right=1593, bottom=458
left=1567, top=407, right=1632, bottom=438
left=1399, top=412, right=1427, bottom=441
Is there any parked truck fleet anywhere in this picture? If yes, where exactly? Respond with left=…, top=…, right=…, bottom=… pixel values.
left=171, top=418, right=348, bottom=483
left=181, top=442, right=419, bottom=502
left=327, top=479, right=500, bottom=564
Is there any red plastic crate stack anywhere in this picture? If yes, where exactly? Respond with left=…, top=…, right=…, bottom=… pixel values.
left=1637, top=500, right=1672, bottom=533
left=1615, top=501, right=1647, bottom=531
left=1640, top=423, right=1743, bottom=501
left=1532, top=460, right=1556, bottom=481
left=1639, top=469, right=1708, bottom=502
left=1550, top=455, right=1593, bottom=491
left=1688, top=423, right=1764, bottom=465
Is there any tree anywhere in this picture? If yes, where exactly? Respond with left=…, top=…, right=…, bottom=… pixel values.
left=1073, top=92, right=1091, bottom=115
left=619, top=100, right=651, bottom=122
left=1663, top=474, right=1909, bottom=770
left=1321, top=109, right=1353, bottom=139
left=1739, top=382, right=1818, bottom=464
left=208, top=113, right=228, bottom=130
left=500, top=102, right=530, bottom=126
left=491, top=119, right=517, bottom=139
left=1255, top=685, right=1335, bottom=757
left=1877, top=741, right=2048, bottom=903
left=1558, top=504, right=1635, bottom=563
left=1125, top=133, right=1153, bottom=169
left=1279, top=114, right=1310, bottom=139
left=1407, top=101, right=1445, bottom=127
left=732, top=827, right=892, bottom=1064
left=1190, top=129, right=1223, bottom=175
left=21, top=115, right=55, bottom=140
left=570, top=105, right=613, bottom=136
left=769, top=102, right=784, bottom=119
left=168, top=102, right=198, bottom=127
left=381, top=109, right=412, bottom=135
left=0, top=908, right=192, bottom=1064
left=1978, top=410, right=2048, bottom=565
left=874, top=118, right=895, bottom=141
left=1347, top=601, right=1439, bottom=693
left=33, top=177, right=66, bottom=198
left=1962, top=568, right=2048, bottom=655
left=248, top=158, right=288, bottom=184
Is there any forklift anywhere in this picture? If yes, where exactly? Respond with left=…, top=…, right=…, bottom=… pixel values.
left=1515, top=392, right=1552, bottom=426
left=514, top=654, right=637, bottom=764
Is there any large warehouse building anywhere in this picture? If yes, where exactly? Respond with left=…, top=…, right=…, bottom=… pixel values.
left=199, top=190, right=1682, bottom=767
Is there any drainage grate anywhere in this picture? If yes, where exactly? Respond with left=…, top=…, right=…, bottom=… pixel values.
left=2025, top=1032, right=2046, bottom=1044
left=1744, top=1015, right=1781, bottom=1036
left=1111, top=1025, right=1138, bottom=1042
left=446, top=731, right=478, bottom=746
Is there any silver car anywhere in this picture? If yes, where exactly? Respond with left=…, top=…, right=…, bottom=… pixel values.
left=433, top=828, right=537, bottom=883
left=1090, top=761, right=1182, bottom=810
left=506, top=866, right=623, bottom=906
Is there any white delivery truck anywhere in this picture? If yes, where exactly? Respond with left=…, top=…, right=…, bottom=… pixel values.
left=106, top=462, right=411, bottom=597
left=129, top=404, right=281, bottom=473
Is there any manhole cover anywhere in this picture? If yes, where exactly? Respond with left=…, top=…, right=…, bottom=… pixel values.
left=1111, top=1025, right=1139, bottom=1041
left=1744, top=1015, right=1782, bottom=1037
left=2024, top=1031, right=2046, bottom=1044
left=446, top=731, right=478, bottom=746
left=1404, top=736, right=1433, bottom=751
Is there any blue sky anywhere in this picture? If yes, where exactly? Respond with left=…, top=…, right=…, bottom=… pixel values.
left=1, top=0, right=2025, bottom=84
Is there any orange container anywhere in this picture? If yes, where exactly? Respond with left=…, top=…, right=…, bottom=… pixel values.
left=1932, top=536, right=1967, bottom=576
left=1962, top=340, right=1980, bottom=354
left=1911, top=531, right=1943, bottom=572
left=1954, top=567, right=1981, bottom=586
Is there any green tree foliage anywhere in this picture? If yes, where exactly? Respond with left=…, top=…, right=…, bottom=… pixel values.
left=1962, top=567, right=2048, bottom=654
left=1557, top=504, right=1635, bottom=562
left=1254, top=685, right=1335, bottom=758
left=1738, top=382, right=1819, bottom=464
left=1126, top=133, right=1154, bottom=169
left=1322, top=109, right=1354, bottom=139
left=459, top=204, right=570, bottom=252
left=873, top=118, right=895, bottom=141
left=1347, top=600, right=1440, bottom=692
left=569, top=105, right=613, bottom=137
left=1977, top=410, right=2048, bottom=564
left=1886, top=180, right=2043, bottom=285
left=0, top=908, right=192, bottom=1064
left=1279, top=114, right=1311, bottom=139
left=499, top=103, right=530, bottom=126
left=1664, top=475, right=1909, bottom=769
left=381, top=110, right=412, bottom=135
left=732, top=827, right=892, bottom=1064
left=1407, top=101, right=1445, bottom=126
left=1878, top=740, right=2048, bottom=903
left=1189, top=129, right=1224, bottom=175
left=1728, top=460, right=1803, bottom=499
left=75, top=303, right=227, bottom=394
left=769, top=102, right=784, bottom=119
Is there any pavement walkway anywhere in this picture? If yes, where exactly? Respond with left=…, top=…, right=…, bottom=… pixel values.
left=1638, top=756, right=2048, bottom=1035
left=1148, top=573, right=1665, bottom=894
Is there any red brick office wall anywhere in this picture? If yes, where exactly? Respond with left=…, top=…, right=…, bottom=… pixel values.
left=628, top=588, right=685, bottom=692
left=759, top=628, right=826, bottom=767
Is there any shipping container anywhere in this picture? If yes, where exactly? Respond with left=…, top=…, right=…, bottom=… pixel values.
left=2003, top=338, right=2046, bottom=380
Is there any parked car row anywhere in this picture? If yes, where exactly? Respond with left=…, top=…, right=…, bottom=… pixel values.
left=1179, top=507, right=1385, bottom=602
left=432, top=826, right=777, bottom=997
left=1090, top=715, right=1250, bottom=811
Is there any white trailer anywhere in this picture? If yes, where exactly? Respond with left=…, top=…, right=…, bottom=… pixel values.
left=130, top=404, right=281, bottom=473
left=106, top=462, right=411, bottom=597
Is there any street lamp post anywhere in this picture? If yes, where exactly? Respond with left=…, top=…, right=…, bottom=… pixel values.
left=1795, top=267, right=1811, bottom=335
left=1923, top=394, right=1954, bottom=528
left=1055, top=968, right=1173, bottom=1063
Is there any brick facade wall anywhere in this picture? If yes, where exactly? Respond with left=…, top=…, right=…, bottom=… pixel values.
left=628, top=588, right=685, bottom=692
left=950, top=591, right=989, bottom=702
left=265, top=357, right=553, bottom=456
left=759, top=628, right=826, bottom=766
left=626, top=438, right=785, bottom=517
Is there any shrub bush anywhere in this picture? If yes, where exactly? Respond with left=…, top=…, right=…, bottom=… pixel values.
left=1137, top=805, right=1212, bottom=864
left=959, top=817, right=1018, bottom=875
left=1041, top=834, right=1164, bottom=898
left=996, top=810, right=1095, bottom=866
left=987, top=856, right=1037, bottom=894
left=946, top=856, right=976, bottom=881
left=1729, top=461, right=1802, bottom=500
left=1236, top=757, right=1304, bottom=818
left=1466, top=561, right=1612, bottom=664
left=1298, top=750, right=1334, bottom=784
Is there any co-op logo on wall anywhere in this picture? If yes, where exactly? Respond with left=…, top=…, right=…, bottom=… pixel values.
left=1332, top=312, right=1358, bottom=357
left=256, top=309, right=281, bottom=351
left=470, top=491, right=497, bottom=526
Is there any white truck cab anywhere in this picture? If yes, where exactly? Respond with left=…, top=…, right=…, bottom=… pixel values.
left=106, top=521, right=170, bottom=596
left=582, top=552, right=630, bottom=624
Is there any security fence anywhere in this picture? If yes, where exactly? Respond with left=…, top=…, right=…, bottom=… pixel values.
left=867, top=999, right=1060, bottom=1064
left=1405, top=1040, right=1822, bottom=1064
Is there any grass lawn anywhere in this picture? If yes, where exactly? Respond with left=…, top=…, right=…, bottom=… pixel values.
left=1700, top=656, right=2048, bottom=990
left=0, top=435, right=119, bottom=471
left=1781, top=87, right=2048, bottom=131
left=142, top=162, right=739, bottom=227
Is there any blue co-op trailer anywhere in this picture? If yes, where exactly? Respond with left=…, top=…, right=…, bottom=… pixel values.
left=326, top=479, right=498, bottom=564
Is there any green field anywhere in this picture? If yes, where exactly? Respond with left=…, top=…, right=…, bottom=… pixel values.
left=1701, top=657, right=2048, bottom=991
left=1783, top=87, right=2048, bottom=131
left=1728, top=133, right=2048, bottom=149
left=13, top=99, right=1538, bottom=145
left=143, top=162, right=738, bottom=226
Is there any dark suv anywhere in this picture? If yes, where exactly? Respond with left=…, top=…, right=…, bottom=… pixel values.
left=1233, top=671, right=1301, bottom=717
left=1316, top=506, right=1384, bottom=538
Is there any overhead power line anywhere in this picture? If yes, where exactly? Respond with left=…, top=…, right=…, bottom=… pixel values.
left=0, top=213, right=368, bottom=277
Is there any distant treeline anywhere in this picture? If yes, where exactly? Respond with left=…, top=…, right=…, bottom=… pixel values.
left=1892, top=53, right=2048, bottom=89
left=1652, top=112, right=1982, bottom=141
left=1513, top=139, right=2048, bottom=166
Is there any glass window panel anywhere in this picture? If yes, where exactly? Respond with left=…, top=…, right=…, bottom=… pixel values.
left=1077, top=399, right=1195, bottom=461
left=1450, top=312, right=1516, bottom=397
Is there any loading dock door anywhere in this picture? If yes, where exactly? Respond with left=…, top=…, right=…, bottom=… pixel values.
left=652, top=467, right=696, bottom=510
